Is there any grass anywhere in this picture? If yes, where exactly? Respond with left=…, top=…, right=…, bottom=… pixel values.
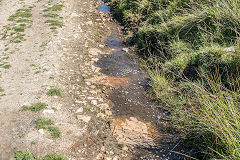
left=36, top=118, right=53, bottom=130
left=14, top=150, right=34, bottom=160
left=13, top=26, right=25, bottom=32
left=2, top=64, right=11, bottom=69
left=0, top=87, right=4, bottom=92
left=17, top=19, right=32, bottom=23
left=43, top=153, right=67, bottom=160
left=44, top=4, right=64, bottom=12
left=34, top=70, right=40, bottom=74
left=14, top=151, right=66, bottom=160
left=47, top=88, right=63, bottom=96
left=192, top=75, right=240, bottom=159
left=48, top=126, right=61, bottom=138
left=8, top=9, right=32, bottom=21
left=4, top=7, right=32, bottom=43
left=43, top=13, right=59, bottom=18
left=110, top=0, right=240, bottom=159
left=36, top=118, right=62, bottom=138
left=45, top=20, right=63, bottom=27
left=22, top=102, right=47, bottom=112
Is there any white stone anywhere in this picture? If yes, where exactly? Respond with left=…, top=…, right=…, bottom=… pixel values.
left=88, top=48, right=101, bottom=56
left=77, top=115, right=91, bottom=123
left=86, top=21, right=93, bottom=25
left=38, top=129, right=44, bottom=134
left=85, top=82, right=91, bottom=85
left=99, top=44, right=104, bottom=48
left=42, top=109, right=55, bottom=114
left=76, top=107, right=83, bottom=113
left=91, top=100, right=97, bottom=105
left=122, top=48, right=129, bottom=52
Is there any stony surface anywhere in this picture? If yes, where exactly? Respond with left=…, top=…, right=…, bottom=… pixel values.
left=111, top=117, right=160, bottom=147
left=0, top=0, right=130, bottom=159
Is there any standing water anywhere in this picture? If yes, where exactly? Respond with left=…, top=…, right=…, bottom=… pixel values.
left=97, top=4, right=110, bottom=13
left=97, top=4, right=186, bottom=160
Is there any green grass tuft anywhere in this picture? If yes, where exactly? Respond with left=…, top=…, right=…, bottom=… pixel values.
left=14, top=151, right=33, bottom=160
left=43, top=153, right=67, bottom=160
left=192, top=75, right=240, bottom=159
left=8, top=9, right=32, bottom=21
left=22, top=102, right=47, bottom=112
left=13, top=26, right=25, bottom=32
left=2, top=64, right=11, bottom=69
left=47, top=88, right=63, bottom=96
left=36, top=118, right=53, bottom=130
left=0, top=87, right=4, bottom=92
left=45, top=20, right=63, bottom=27
left=48, top=126, right=61, bottom=138
left=43, top=13, right=59, bottom=18
left=44, top=4, right=64, bottom=12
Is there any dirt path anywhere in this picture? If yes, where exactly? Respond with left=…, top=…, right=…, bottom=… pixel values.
left=0, top=0, right=127, bottom=159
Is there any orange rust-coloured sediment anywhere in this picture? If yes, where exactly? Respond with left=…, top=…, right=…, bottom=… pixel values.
left=86, top=76, right=131, bottom=87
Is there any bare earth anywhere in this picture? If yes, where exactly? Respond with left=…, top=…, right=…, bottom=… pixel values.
left=0, top=0, right=128, bottom=159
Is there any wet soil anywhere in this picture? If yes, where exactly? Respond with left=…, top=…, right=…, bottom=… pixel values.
left=95, top=9, right=185, bottom=159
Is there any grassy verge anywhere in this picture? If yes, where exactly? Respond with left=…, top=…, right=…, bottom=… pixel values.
left=110, top=0, right=240, bottom=159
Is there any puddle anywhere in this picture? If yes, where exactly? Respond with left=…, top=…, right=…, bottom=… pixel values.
left=94, top=30, right=186, bottom=159
left=97, top=4, right=110, bottom=13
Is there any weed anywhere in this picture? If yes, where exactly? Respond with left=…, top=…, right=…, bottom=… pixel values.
left=34, top=71, right=40, bottom=74
left=8, top=9, right=32, bottom=21
left=47, top=88, right=63, bottom=96
left=48, top=126, right=61, bottom=138
left=0, top=87, right=4, bottom=92
left=43, top=13, right=59, bottom=18
left=44, top=4, right=64, bottom=12
left=51, top=107, right=57, bottom=111
left=14, top=151, right=33, bottom=160
left=17, top=19, right=32, bottom=23
left=36, top=118, right=53, bottom=130
left=40, top=40, right=49, bottom=47
left=19, top=133, right=25, bottom=138
left=84, top=105, right=91, bottom=111
left=31, top=141, right=36, bottom=145
left=2, top=56, right=9, bottom=60
left=4, top=48, right=9, bottom=51
left=2, top=64, right=11, bottom=69
left=45, top=20, right=63, bottom=27
left=22, top=102, right=47, bottom=112
left=43, top=153, right=67, bottom=160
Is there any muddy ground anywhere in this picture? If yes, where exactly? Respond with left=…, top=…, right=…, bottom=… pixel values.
left=0, top=0, right=184, bottom=159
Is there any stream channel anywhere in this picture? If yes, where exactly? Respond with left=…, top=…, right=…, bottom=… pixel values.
left=95, top=3, right=187, bottom=160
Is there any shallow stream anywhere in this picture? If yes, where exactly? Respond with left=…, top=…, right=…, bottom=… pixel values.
left=96, top=4, right=186, bottom=160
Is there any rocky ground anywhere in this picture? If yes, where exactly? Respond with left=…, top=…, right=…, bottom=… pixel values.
left=0, top=0, right=181, bottom=159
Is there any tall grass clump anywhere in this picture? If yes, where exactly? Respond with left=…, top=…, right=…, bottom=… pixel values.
left=192, top=74, right=240, bottom=159
left=110, top=0, right=240, bottom=159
